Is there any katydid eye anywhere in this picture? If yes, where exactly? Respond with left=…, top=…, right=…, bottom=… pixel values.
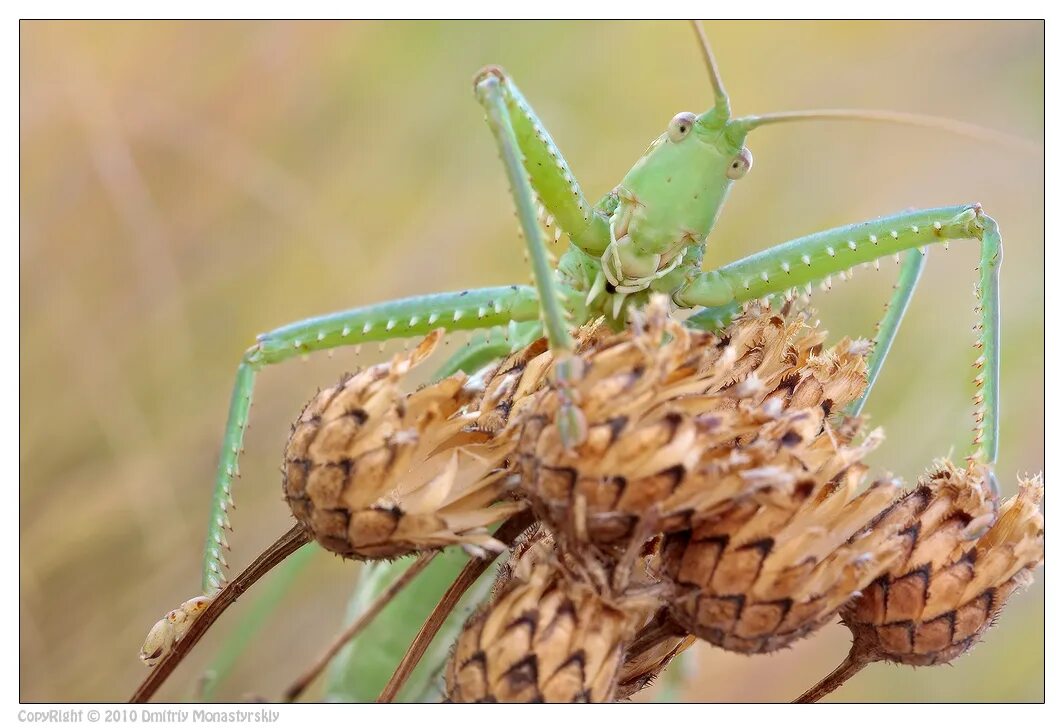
left=727, top=147, right=753, bottom=180
left=667, top=112, right=697, bottom=143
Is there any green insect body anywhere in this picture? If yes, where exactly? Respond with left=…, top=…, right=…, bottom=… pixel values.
left=139, top=23, right=1020, bottom=699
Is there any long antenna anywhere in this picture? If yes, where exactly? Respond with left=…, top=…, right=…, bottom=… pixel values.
left=690, top=20, right=730, bottom=119
left=732, top=109, right=1039, bottom=154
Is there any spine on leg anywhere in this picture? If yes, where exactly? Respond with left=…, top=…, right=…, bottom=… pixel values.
left=251, top=287, right=540, bottom=366
left=475, top=66, right=610, bottom=256
left=203, top=360, right=255, bottom=593
left=201, top=285, right=542, bottom=590
left=717, top=206, right=976, bottom=303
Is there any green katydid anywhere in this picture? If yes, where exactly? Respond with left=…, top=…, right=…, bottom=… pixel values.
left=136, top=21, right=1028, bottom=699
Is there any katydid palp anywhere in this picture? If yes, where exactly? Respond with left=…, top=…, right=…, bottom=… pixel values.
left=135, top=21, right=1038, bottom=701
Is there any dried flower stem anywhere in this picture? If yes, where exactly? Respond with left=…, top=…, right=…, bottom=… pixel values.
left=377, top=511, right=535, bottom=703
left=625, top=610, right=688, bottom=658
left=130, top=524, right=311, bottom=703
left=283, top=551, right=437, bottom=702
left=793, top=640, right=874, bottom=703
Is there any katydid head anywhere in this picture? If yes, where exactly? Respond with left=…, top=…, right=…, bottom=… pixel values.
left=669, top=22, right=755, bottom=186
left=610, top=22, right=753, bottom=270
left=601, top=21, right=1034, bottom=295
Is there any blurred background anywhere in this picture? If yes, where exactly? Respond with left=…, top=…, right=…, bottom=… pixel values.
left=20, top=21, right=1043, bottom=702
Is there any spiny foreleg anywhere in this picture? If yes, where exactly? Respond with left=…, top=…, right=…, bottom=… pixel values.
left=475, top=68, right=588, bottom=448
left=680, top=204, right=1002, bottom=464
left=474, top=66, right=610, bottom=257
left=686, top=248, right=926, bottom=414
left=207, top=286, right=540, bottom=590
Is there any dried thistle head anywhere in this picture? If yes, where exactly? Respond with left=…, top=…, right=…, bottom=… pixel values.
left=275, top=300, right=1042, bottom=700
left=473, top=336, right=554, bottom=434
left=516, top=295, right=870, bottom=549
left=283, top=331, right=524, bottom=560
left=445, top=295, right=909, bottom=659
left=445, top=529, right=661, bottom=703
left=842, top=462, right=1044, bottom=666
left=658, top=432, right=904, bottom=654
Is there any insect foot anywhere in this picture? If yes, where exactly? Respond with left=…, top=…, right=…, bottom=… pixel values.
left=139, top=595, right=212, bottom=667
left=841, top=461, right=1044, bottom=667
left=472, top=64, right=507, bottom=90
left=444, top=530, right=658, bottom=703
left=283, top=329, right=525, bottom=560
left=516, top=294, right=870, bottom=548
left=552, top=355, right=589, bottom=452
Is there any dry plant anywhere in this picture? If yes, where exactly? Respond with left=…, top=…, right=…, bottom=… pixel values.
left=135, top=296, right=1043, bottom=703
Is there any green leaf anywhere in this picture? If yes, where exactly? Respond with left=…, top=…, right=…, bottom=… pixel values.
left=323, top=549, right=499, bottom=703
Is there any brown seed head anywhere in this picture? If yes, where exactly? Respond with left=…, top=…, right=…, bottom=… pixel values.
left=445, top=531, right=657, bottom=703
left=516, top=295, right=871, bottom=549
left=659, top=441, right=904, bottom=654
left=283, top=330, right=525, bottom=559
left=842, top=462, right=1044, bottom=666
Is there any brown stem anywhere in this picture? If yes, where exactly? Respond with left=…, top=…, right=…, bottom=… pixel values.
left=283, top=551, right=437, bottom=702
left=625, top=608, right=688, bottom=658
left=376, top=510, right=535, bottom=703
left=611, top=508, right=662, bottom=593
left=129, top=524, right=311, bottom=703
left=793, top=642, right=874, bottom=703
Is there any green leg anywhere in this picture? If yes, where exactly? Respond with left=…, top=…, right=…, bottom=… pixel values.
left=681, top=204, right=1002, bottom=464
left=690, top=247, right=925, bottom=416
left=475, top=70, right=574, bottom=353
left=474, top=66, right=610, bottom=256
left=685, top=249, right=924, bottom=351
left=846, top=249, right=926, bottom=418
left=685, top=300, right=743, bottom=333
left=475, top=68, right=588, bottom=447
left=203, top=286, right=540, bottom=592
left=434, top=320, right=543, bottom=379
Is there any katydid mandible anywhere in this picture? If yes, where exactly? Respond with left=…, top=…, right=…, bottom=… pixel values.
left=139, top=22, right=1014, bottom=675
